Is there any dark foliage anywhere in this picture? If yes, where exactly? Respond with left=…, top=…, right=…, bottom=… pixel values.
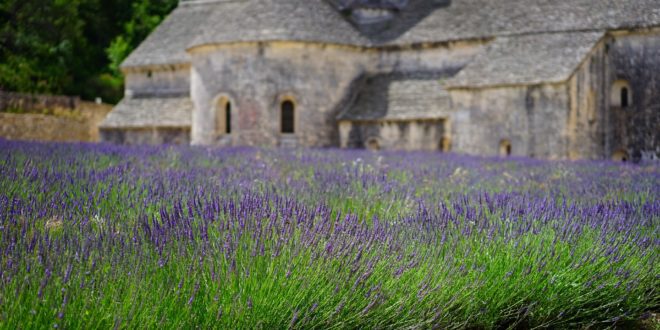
left=0, top=0, right=177, bottom=103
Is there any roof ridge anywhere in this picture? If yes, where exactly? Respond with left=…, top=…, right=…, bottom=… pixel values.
left=179, top=0, right=244, bottom=6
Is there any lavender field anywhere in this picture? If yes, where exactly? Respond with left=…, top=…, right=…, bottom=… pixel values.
left=0, top=139, right=658, bottom=329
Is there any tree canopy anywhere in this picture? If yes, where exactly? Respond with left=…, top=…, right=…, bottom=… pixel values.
left=0, top=0, right=178, bottom=104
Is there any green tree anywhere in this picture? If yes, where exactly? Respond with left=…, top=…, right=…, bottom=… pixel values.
left=65, top=0, right=134, bottom=103
left=0, top=0, right=177, bottom=104
left=107, top=0, right=178, bottom=77
left=0, top=0, right=84, bottom=94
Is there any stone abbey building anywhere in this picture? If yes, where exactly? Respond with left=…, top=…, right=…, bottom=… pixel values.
left=100, top=0, right=660, bottom=161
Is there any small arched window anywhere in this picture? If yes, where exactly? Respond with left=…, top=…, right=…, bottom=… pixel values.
left=611, top=80, right=632, bottom=108
left=366, top=138, right=381, bottom=151
left=215, top=97, right=232, bottom=137
left=225, top=101, right=232, bottom=134
left=499, top=139, right=512, bottom=157
left=621, top=87, right=629, bottom=108
left=612, top=149, right=629, bottom=162
left=281, top=100, right=295, bottom=134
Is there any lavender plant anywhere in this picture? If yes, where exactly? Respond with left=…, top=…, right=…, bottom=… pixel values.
left=0, top=139, right=658, bottom=329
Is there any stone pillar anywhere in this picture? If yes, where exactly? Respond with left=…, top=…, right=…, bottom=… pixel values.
left=338, top=121, right=352, bottom=148
left=190, top=66, right=214, bottom=145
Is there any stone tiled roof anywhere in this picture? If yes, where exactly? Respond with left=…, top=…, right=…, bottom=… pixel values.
left=332, top=0, right=409, bottom=10
left=338, top=73, right=452, bottom=121
left=124, top=0, right=660, bottom=67
left=121, top=3, right=214, bottom=68
left=190, top=0, right=370, bottom=49
left=100, top=97, right=193, bottom=128
left=381, top=0, right=660, bottom=45
left=445, top=32, right=604, bottom=89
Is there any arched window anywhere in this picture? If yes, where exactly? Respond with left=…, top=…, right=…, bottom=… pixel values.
left=225, top=101, right=232, bottom=134
left=215, top=97, right=232, bottom=137
left=281, top=100, right=295, bottom=134
left=366, top=137, right=380, bottom=151
left=499, top=139, right=512, bottom=157
left=621, top=87, right=629, bottom=108
left=611, top=80, right=632, bottom=108
left=612, top=149, right=629, bottom=162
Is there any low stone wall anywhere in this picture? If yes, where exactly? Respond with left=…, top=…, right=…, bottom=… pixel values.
left=339, top=120, right=447, bottom=151
left=0, top=93, right=112, bottom=142
left=100, top=127, right=190, bottom=145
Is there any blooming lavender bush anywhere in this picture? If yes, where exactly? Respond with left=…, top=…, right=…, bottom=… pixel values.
left=0, top=139, right=658, bottom=329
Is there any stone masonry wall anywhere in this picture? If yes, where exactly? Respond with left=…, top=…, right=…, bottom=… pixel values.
left=0, top=94, right=112, bottom=143
left=188, top=40, right=484, bottom=148
left=566, top=39, right=608, bottom=160
left=607, top=29, right=660, bottom=161
left=190, top=42, right=370, bottom=147
left=373, top=40, right=486, bottom=74
left=449, top=84, right=569, bottom=159
left=124, top=65, right=190, bottom=98
left=100, top=127, right=190, bottom=145
left=339, top=120, right=445, bottom=151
